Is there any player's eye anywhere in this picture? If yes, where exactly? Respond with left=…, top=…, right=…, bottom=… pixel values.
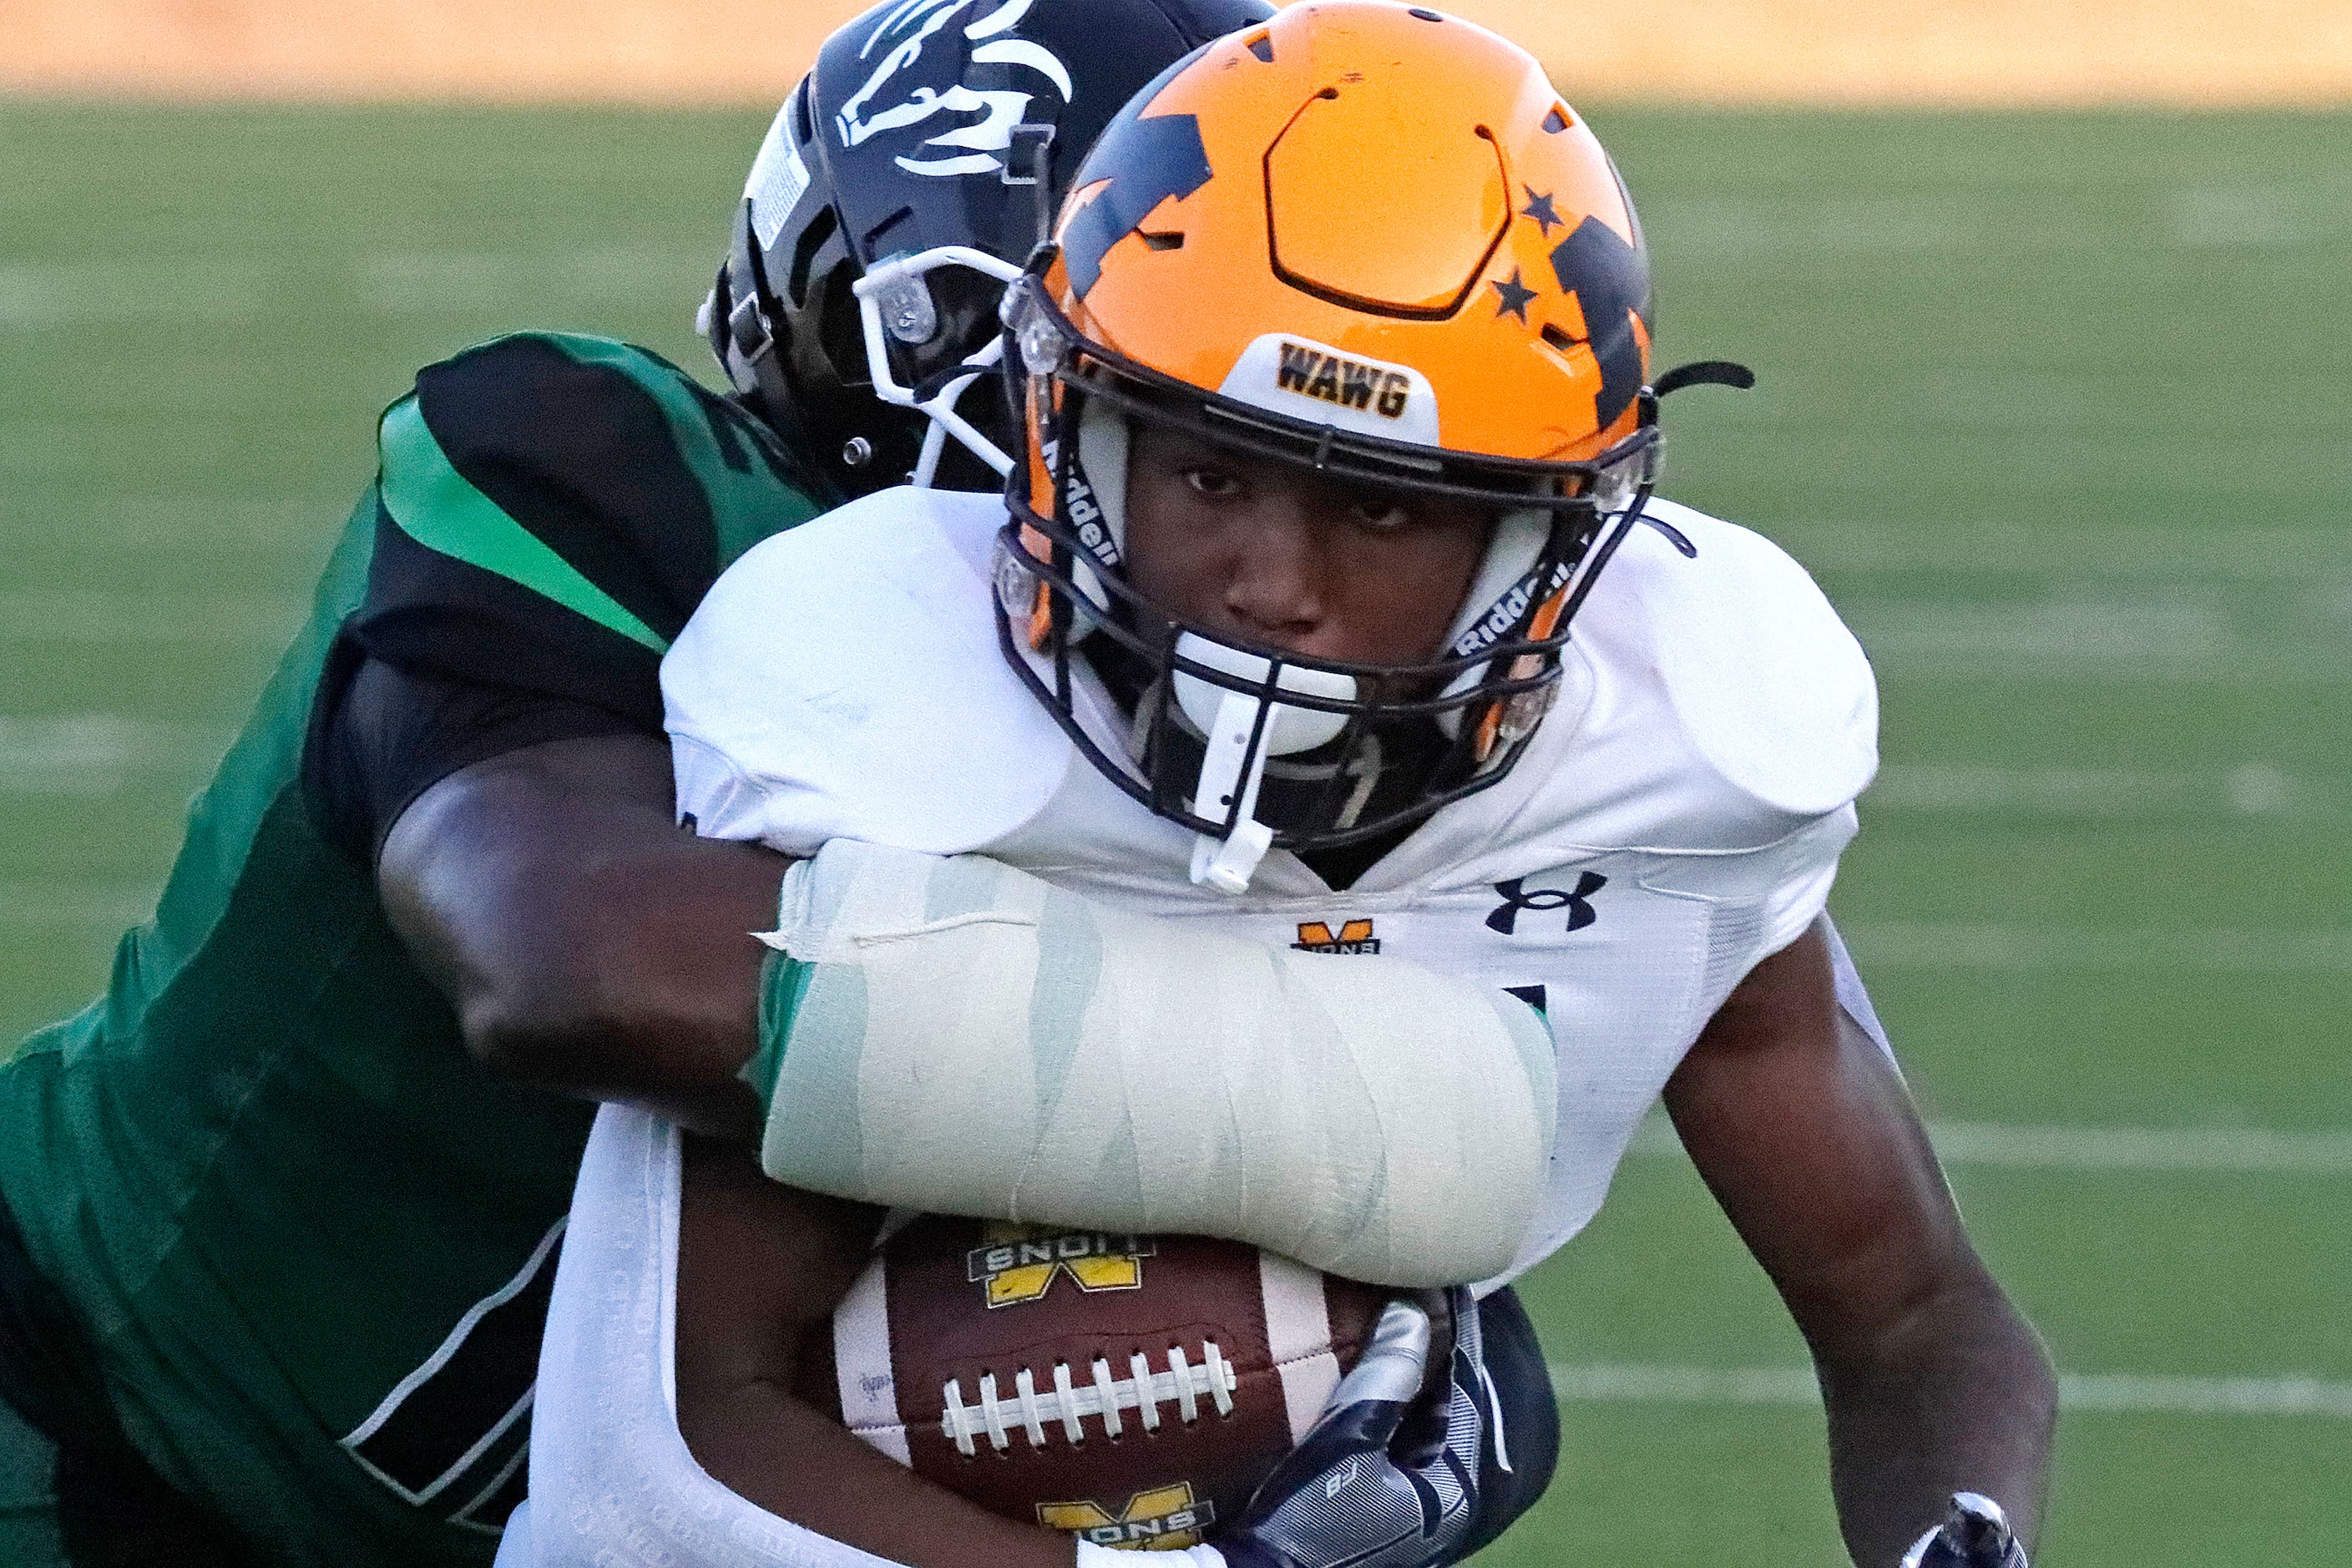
left=1348, top=498, right=1412, bottom=533
left=1183, top=468, right=1245, bottom=500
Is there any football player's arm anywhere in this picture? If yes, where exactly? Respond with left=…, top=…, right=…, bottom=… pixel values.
left=1663, top=918, right=2056, bottom=1568
left=377, top=726, right=780, bottom=1138
left=670, top=1139, right=1080, bottom=1568
left=341, top=334, right=837, bottom=1137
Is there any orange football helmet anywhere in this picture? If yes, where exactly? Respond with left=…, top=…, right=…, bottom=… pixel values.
left=992, top=0, right=1732, bottom=883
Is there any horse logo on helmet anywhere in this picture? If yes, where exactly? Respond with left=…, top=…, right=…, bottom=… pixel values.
left=837, top=0, right=1075, bottom=179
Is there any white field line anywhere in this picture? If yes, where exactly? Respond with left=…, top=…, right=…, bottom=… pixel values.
left=1641, top=187, right=2352, bottom=266
left=0, top=250, right=711, bottom=333
left=1828, top=589, right=2352, bottom=685
left=1625, top=1117, right=2352, bottom=1176
left=1864, top=761, right=2339, bottom=823
left=1549, top=1363, right=2352, bottom=1419
left=1922, top=1122, right=2352, bottom=1176
left=352, top=246, right=711, bottom=314
left=0, top=715, right=235, bottom=796
left=1843, top=598, right=2230, bottom=663
left=1858, top=653, right=2352, bottom=687
left=1839, top=923, right=2352, bottom=976
left=1779, top=523, right=2352, bottom=583
left=6, top=494, right=338, bottom=552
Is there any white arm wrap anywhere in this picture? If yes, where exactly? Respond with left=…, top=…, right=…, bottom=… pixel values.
left=753, top=841, right=1557, bottom=1287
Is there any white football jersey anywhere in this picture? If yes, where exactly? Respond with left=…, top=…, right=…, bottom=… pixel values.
left=664, top=486, right=1879, bottom=1281
left=506, top=487, right=1877, bottom=1568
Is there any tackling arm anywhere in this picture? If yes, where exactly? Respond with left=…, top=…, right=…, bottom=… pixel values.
left=1664, top=920, right=2056, bottom=1567
left=378, top=731, right=784, bottom=1138
left=377, top=729, right=1557, bottom=1286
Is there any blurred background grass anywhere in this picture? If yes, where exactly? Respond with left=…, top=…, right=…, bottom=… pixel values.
left=3, top=98, right=2348, bottom=1563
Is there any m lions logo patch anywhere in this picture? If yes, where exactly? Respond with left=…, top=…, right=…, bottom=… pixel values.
left=1292, top=919, right=1381, bottom=955
left=837, top=0, right=1075, bottom=179
left=965, top=1225, right=1156, bottom=1308
left=1039, top=1483, right=1216, bottom=1550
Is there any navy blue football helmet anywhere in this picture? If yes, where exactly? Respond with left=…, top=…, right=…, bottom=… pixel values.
left=704, top=0, right=1275, bottom=497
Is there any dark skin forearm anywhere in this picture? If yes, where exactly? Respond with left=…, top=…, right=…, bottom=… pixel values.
left=1667, top=920, right=2056, bottom=1565
left=674, top=1139, right=1078, bottom=1568
left=378, top=732, right=787, bottom=1137
left=1812, top=1270, right=2054, bottom=1563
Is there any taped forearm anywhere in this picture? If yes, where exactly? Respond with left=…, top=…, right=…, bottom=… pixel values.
left=742, top=841, right=1556, bottom=1287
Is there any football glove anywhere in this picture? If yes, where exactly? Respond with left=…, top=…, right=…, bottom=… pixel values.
left=1902, top=1493, right=2030, bottom=1568
left=1214, top=1290, right=1494, bottom=1568
left=1452, top=1285, right=1558, bottom=1557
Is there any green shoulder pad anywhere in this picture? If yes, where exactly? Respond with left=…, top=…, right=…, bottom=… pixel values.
left=376, top=392, right=670, bottom=654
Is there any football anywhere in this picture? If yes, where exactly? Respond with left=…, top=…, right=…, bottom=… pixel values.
left=801, top=1216, right=1392, bottom=1551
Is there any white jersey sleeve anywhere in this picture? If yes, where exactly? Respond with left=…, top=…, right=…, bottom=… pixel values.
left=661, top=486, right=1073, bottom=856
left=1629, top=500, right=1872, bottom=958
left=1637, top=503, right=1877, bottom=828
left=1760, top=804, right=1859, bottom=955
left=1463, top=498, right=1877, bottom=867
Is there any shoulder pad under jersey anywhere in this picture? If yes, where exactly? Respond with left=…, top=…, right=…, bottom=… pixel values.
left=355, top=332, right=833, bottom=724
left=663, top=487, right=1074, bottom=854
left=1490, top=497, right=1878, bottom=857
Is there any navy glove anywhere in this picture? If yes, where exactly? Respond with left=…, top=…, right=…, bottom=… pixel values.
left=1903, top=1493, right=2030, bottom=1568
left=1216, top=1290, right=1495, bottom=1568
left=1453, top=1285, right=1557, bottom=1558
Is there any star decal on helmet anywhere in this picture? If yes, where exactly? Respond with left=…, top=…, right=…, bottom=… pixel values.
left=1520, top=186, right=1563, bottom=235
left=1490, top=267, right=1538, bottom=323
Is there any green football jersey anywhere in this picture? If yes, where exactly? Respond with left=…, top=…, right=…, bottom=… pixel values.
left=0, top=333, right=833, bottom=1566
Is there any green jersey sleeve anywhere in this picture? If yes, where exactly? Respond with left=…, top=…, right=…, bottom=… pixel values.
left=350, top=332, right=836, bottom=731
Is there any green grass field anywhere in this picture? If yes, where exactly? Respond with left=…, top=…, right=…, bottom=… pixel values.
left=4, top=99, right=2348, bottom=1562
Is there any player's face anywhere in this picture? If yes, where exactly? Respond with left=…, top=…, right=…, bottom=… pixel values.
left=1121, top=422, right=1495, bottom=666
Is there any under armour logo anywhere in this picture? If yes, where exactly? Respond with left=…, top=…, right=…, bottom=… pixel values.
left=1485, top=873, right=1607, bottom=936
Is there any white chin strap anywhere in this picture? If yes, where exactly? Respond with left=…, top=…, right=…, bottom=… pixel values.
left=1173, top=635, right=1357, bottom=895
left=849, top=245, right=1027, bottom=486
